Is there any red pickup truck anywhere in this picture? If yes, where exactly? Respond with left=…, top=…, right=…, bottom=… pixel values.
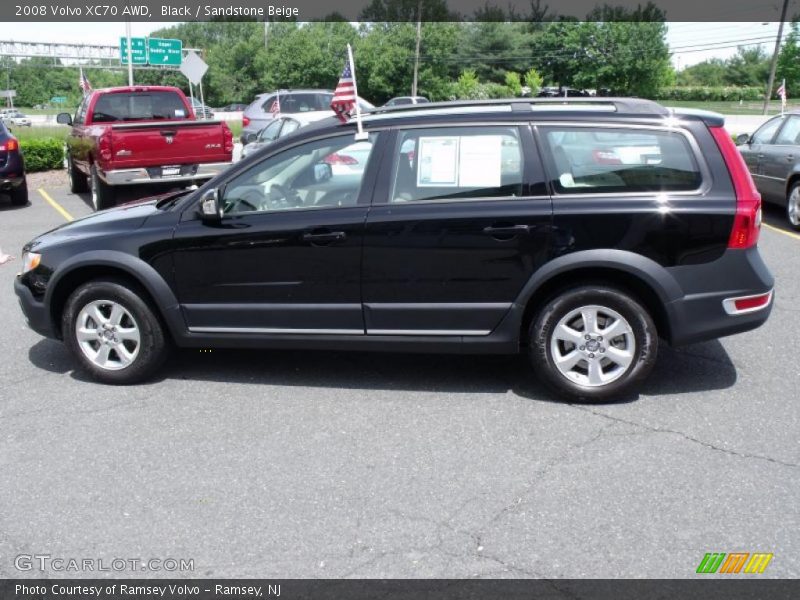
left=57, top=86, right=233, bottom=210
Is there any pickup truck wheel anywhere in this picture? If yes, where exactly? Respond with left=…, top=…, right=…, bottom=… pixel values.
left=90, top=165, right=115, bottom=211
left=787, top=182, right=800, bottom=230
left=10, top=178, right=28, bottom=206
left=67, top=155, right=89, bottom=193
left=529, top=286, right=658, bottom=402
left=62, top=280, right=168, bottom=384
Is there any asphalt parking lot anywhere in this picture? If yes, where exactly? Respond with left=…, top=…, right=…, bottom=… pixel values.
left=0, top=182, right=798, bottom=579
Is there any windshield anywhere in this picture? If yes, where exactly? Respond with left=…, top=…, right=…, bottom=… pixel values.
left=92, top=92, right=189, bottom=122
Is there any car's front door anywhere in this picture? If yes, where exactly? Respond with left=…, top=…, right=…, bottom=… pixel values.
left=760, top=115, right=800, bottom=203
left=361, top=124, right=551, bottom=335
left=740, top=115, right=784, bottom=201
left=170, top=132, right=383, bottom=334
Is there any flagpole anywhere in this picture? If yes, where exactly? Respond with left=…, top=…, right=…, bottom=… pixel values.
left=347, top=44, right=367, bottom=141
left=782, top=78, right=786, bottom=115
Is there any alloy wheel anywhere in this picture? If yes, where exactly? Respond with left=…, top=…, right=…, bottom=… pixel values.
left=75, top=299, right=141, bottom=370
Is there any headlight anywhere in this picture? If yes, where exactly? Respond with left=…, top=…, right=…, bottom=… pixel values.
left=21, top=252, right=41, bottom=274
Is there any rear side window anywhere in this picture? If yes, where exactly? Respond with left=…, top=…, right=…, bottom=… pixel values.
left=388, top=126, right=524, bottom=203
left=542, top=127, right=703, bottom=194
left=91, top=92, right=188, bottom=122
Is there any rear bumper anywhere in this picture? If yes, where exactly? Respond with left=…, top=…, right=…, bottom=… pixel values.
left=0, top=175, right=25, bottom=191
left=14, top=276, right=53, bottom=339
left=100, top=162, right=232, bottom=186
left=665, top=247, right=774, bottom=346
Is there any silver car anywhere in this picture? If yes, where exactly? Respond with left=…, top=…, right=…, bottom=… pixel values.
left=240, top=89, right=373, bottom=144
left=2, top=112, right=32, bottom=127
left=240, top=112, right=333, bottom=159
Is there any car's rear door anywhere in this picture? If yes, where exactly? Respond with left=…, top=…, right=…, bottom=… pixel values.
left=361, top=123, right=552, bottom=335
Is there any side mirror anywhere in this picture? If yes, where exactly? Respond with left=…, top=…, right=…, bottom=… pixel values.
left=56, top=113, right=73, bottom=126
left=199, top=188, right=223, bottom=221
left=736, top=133, right=751, bottom=145
left=314, top=162, right=332, bottom=183
left=244, top=132, right=258, bottom=145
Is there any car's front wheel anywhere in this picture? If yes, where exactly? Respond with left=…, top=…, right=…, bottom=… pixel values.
left=786, top=182, right=800, bottom=230
left=530, top=285, right=658, bottom=402
left=62, top=280, right=168, bottom=384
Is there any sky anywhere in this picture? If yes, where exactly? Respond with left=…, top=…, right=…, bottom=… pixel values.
left=1, top=21, right=791, bottom=70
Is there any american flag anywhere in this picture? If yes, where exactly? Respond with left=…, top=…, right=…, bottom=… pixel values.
left=270, top=94, right=280, bottom=114
left=778, top=80, right=787, bottom=101
left=79, top=67, right=92, bottom=94
left=331, top=57, right=356, bottom=123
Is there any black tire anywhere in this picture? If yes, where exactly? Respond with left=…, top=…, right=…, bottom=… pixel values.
left=10, top=178, right=28, bottom=206
left=90, top=164, right=115, bottom=211
left=67, top=155, right=89, bottom=194
left=786, top=182, right=800, bottom=231
left=529, top=285, right=658, bottom=402
left=62, top=279, right=168, bottom=384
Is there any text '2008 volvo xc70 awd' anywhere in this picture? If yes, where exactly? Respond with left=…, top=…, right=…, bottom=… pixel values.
left=15, top=98, right=774, bottom=401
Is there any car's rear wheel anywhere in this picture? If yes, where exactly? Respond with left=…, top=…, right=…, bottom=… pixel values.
left=67, top=155, right=89, bottom=194
left=529, top=285, right=658, bottom=402
left=62, top=280, right=168, bottom=384
left=10, top=178, right=28, bottom=206
left=90, top=165, right=114, bottom=211
left=787, top=182, right=800, bottom=230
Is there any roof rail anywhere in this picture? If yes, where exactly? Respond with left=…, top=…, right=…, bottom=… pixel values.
left=362, top=97, right=669, bottom=117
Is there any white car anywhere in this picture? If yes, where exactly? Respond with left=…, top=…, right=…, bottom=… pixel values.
left=2, top=112, right=31, bottom=127
left=241, top=111, right=332, bottom=159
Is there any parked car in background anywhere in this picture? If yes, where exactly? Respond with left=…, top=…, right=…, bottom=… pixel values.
left=217, top=103, right=247, bottom=112
left=2, top=111, right=32, bottom=127
left=240, top=112, right=331, bottom=159
left=189, top=97, right=214, bottom=119
left=0, top=120, right=28, bottom=205
left=15, top=98, right=773, bottom=401
left=240, top=89, right=374, bottom=144
left=383, top=96, right=429, bottom=107
left=737, top=113, right=800, bottom=230
left=57, top=85, right=233, bottom=211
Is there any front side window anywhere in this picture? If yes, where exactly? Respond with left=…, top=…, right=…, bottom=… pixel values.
left=542, top=127, right=703, bottom=194
left=279, top=119, right=300, bottom=137
left=388, top=126, right=524, bottom=203
left=752, top=116, right=784, bottom=145
left=258, top=119, right=283, bottom=143
left=221, top=133, right=378, bottom=215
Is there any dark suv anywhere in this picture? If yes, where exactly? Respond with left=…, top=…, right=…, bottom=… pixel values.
left=14, top=99, right=773, bottom=400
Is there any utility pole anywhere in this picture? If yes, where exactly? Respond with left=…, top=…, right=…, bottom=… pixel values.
left=763, top=0, right=789, bottom=115
left=412, top=0, right=422, bottom=97
left=125, top=20, right=133, bottom=86
left=264, top=19, right=269, bottom=49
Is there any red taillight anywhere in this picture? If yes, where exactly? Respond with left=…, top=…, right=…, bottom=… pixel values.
left=323, top=153, right=358, bottom=165
left=222, top=122, right=233, bottom=153
left=98, top=130, right=112, bottom=162
left=722, top=290, right=773, bottom=315
left=710, top=126, right=761, bottom=249
left=242, top=116, right=250, bottom=128
left=592, top=148, right=622, bottom=165
left=6, top=138, right=19, bottom=152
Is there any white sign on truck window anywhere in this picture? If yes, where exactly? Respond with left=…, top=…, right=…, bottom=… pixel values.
left=458, top=135, right=502, bottom=188
left=417, top=136, right=459, bottom=187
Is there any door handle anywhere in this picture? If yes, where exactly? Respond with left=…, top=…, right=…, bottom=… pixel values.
left=483, top=224, right=530, bottom=237
left=757, top=154, right=765, bottom=159
left=787, top=155, right=795, bottom=161
left=302, top=230, right=346, bottom=245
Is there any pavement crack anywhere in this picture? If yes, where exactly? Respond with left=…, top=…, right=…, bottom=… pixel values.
left=570, top=405, right=799, bottom=469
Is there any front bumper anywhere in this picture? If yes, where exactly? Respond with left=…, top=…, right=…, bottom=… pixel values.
left=14, top=276, right=54, bottom=338
left=665, top=247, right=774, bottom=346
left=100, top=162, right=232, bottom=186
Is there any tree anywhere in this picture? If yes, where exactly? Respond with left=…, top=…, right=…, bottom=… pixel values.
left=505, top=72, right=522, bottom=96
left=777, top=20, right=800, bottom=95
left=524, top=68, right=543, bottom=96
left=724, top=46, right=769, bottom=87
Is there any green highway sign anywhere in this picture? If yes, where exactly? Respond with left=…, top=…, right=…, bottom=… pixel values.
left=148, top=38, right=182, bottom=66
left=120, top=37, right=147, bottom=65
left=50, top=96, right=67, bottom=103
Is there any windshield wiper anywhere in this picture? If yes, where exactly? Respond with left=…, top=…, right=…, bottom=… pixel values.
left=155, top=189, right=193, bottom=209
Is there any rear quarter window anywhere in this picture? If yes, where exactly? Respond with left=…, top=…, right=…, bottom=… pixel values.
left=542, top=126, right=703, bottom=194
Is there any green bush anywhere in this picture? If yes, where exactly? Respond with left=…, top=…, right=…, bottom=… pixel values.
left=655, top=86, right=763, bottom=102
left=19, top=138, right=64, bottom=172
